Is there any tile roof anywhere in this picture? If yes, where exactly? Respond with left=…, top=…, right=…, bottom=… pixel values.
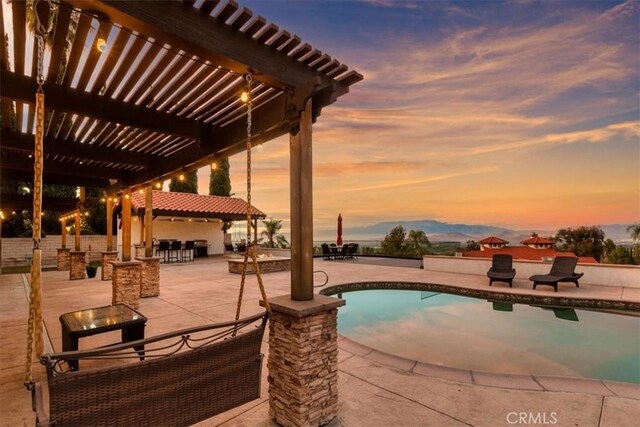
left=461, top=247, right=598, bottom=264
left=130, top=191, right=265, bottom=218
left=477, top=236, right=509, bottom=244
left=521, top=235, right=554, bottom=245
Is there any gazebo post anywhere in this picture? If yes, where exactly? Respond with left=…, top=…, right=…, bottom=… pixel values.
left=145, top=185, right=153, bottom=257
left=69, top=188, right=86, bottom=279
left=265, top=98, right=344, bottom=426
left=60, top=219, right=66, bottom=249
left=101, top=196, right=117, bottom=281
left=111, top=188, right=142, bottom=308
left=253, top=218, right=258, bottom=247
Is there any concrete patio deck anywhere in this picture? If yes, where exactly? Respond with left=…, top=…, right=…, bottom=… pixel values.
left=1, top=256, right=638, bottom=426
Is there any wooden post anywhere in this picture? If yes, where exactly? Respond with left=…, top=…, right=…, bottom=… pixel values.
left=61, top=218, right=67, bottom=249
left=0, top=214, right=3, bottom=275
left=74, top=210, right=81, bottom=251
left=253, top=218, right=258, bottom=245
left=145, top=185, right=153, bottom=257
left=139, top=215, right=145, bottom=245
left=106, top=196, right=113, bottom=252
left=289, top=99, right=314, bottom=301
left=122, top=189, right=132, bottom=261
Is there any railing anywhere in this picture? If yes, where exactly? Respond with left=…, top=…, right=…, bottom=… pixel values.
left=312, top=240, right=462, bottom=259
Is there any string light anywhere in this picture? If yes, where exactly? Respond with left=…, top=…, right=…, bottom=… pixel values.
left=139, top=189, right=144, bottom=194
left=96, top=38, right=107, bottom=52
left=124, top=194, right=130, bottom=199
left=178, top=173, right=185, bottom=181
left=154, top=182, right=162, bottom=189
left=240, top=91, right=250, bottom=103
left=256, top=143, right=263, bottom=152
left=211, top=162, right=218, bottom=171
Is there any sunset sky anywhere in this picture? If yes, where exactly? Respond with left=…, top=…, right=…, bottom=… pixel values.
left=192, top=0, right=639, bottom=235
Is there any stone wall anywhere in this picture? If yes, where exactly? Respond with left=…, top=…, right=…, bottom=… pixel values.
left=69, top=252, right=86, bottom=280
left=228, top=257, right=291, bottom=274
left=101, top=252, right=118, bottom=281
left=1, top=235, right=107, bottom=267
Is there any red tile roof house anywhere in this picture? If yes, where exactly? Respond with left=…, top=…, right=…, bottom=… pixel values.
left=462, top=233, right=598, bottom=264
left=115, top=191, right=266, bottom=256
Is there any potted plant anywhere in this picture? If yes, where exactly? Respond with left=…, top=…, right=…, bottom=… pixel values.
left=86, top=261, right=101, bottom=278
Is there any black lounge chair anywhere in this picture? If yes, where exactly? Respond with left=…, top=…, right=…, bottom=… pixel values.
left=529, top=256, right=583, bottom=292
left=321, top=243, right=332, bottom=260
left=487, top=254, right=516, bottom=287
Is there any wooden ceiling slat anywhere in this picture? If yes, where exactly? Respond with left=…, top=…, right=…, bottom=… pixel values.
left=319, top=59, right=340, bottom=74
left=229, top=8, right=252, bottom=30
left=311, top=55, right=332, bottom=69
left=279, top=35, right=301, bottom=55
left=76, top=22, right=113, bottom=91
left=11, top=0, right=26, bottom=132
left=102, top=36, right=147, bottom=98
left=77, top=118, right=100, bottom=142
left=166, top=67, right=220, bottom=114
left=126, top=49, right=176, bottom=103
left=174, top=70, right=228, bottom=117
left=67, top=114, right=87, bottom=141
left=89, top=28, right=130, bottom=95
left=115, top=43, right=163, bottom=101
left=61, top=14, right=92, bottom=87
left=128, top=130, right=156, bottom=151
left=151, top=60, right=203, bottom=112
left=197, top=0, right=220, bottom=16
left=209, top=86, right=270, bottom=125
left=326, top=63, right=348, bottom=77
left=215, top=0, right=239, bottom=23
left=105, top=125, right=130, bottom=148
left=46, top=111, right=63, bottom=136
left=256, top=24, right=278, bottom=44
left=46, top=6, right=72, bottom=82
left=139, top=134, right=171, bottom=155
left=93, top=122, right=118, bottom=144
left=1, top=169, right=110, bottom=188
left=0, top=3, right=8, bottom=70
left=191, top=76, right=244, bottom=120
left=290, top=43, right=312, bottom=61
left=138, top=54, right=191, bottom=108
left=270, top=31, right=291, bottom=49
left=301, top=50, right=322, bottom=66
left=133, top=132, right=163, bottom=153
left=60, top=114, right=77, bottom=140
left=336, top=70, right=364, bottom=86
left=244, top=16, right=266, bottom=37
left=148, top=135, right=180, bottom=155
left=25, top=104, right=36, bottom=136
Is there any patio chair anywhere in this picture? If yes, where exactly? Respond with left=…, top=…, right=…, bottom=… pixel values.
left=169, top=240, right=182, bottom=263
left=349, top=243, right=359, bottom=259
left=487, top=254, right=516, bottom=287
left=224, top=243, right=235, bottom=253
left=341, top=244, right=350, bottom=259
left=321, top=243, right=332, bottom=260
left=529, top=256, right=583, bottom=292
left=329, top=244, right=339, bottom=259
left=157, top=241, right=170, bottom=263
left=182, top=241, right=195, bottom=262
left=236, top=243, right=246, bottom=253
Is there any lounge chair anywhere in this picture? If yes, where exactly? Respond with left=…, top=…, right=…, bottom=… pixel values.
left=487, top=254, right=516, bottom=287
left=529, top=256, right=583, bottom=292
left=321, top=243, right=332, bottom=260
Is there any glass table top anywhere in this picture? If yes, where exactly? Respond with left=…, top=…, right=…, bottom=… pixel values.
left=60, top=304, right=146, bottom=333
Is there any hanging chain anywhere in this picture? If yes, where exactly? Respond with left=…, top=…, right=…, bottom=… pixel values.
left=235, top=75, right=270, bottom=325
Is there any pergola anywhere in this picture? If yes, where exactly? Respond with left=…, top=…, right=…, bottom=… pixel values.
left=1, top=1, right=361, bottom=424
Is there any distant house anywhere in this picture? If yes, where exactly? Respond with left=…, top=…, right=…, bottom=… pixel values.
left=461, top=232, right=598, bottom=263
left=116, top=191, right=266, bottom=256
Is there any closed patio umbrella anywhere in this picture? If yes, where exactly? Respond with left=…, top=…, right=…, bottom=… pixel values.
left=337, top=214, right=343, bottom=246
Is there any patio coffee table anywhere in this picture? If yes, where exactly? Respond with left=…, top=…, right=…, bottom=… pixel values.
left=59, top=304, right=147, bottom=371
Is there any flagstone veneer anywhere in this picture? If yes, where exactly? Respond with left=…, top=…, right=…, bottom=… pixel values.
left=56, top=248, right=70, bottom=271
left=69, top=251, right=86, bottom=280
left=136, top=256, right=160, bottom=298
left=101, top=251, right=118, bottom=281
left=112, top=261, right=142, bottom=309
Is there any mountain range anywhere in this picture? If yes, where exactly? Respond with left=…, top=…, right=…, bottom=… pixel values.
left=316, top=220, right=634, bottom=243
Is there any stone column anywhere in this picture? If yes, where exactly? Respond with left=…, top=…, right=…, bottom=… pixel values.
left=263, top=295, right=345, bottom=427
left=134, top=244, right=146, bottom=259
left=69, top=251, right=86, bottom=280
left=56, top=248, right=70, bottom=271
left=136, top=256, right=160, bottom=297
left=101, top=251, right=118, bottom=281
left=112, top=261, right=142, bottom=308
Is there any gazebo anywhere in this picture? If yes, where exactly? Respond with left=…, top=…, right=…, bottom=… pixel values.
left=1, top=1, right=361, bottom=425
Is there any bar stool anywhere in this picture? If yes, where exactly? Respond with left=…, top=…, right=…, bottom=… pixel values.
left=157, top=241, right=170, bottom=263
left=169, top=241, right=182, bottom=263
left=182, top=241, right=195, bottom=262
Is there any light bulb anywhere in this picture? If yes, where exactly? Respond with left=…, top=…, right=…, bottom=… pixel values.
left=240, top=91, right=249, bottom=103
left=139, top=189, right=144, bottom=194
left=96, top=38, right=107, bottom=53
left=155, top=182, right=162, bottom=189
left=125, top=194, right=130, bottom=199
left=211, top=162, right=218, bottom=170
left=178, top=173, right=185, bottom=181
left=256, top=143, right=263, bottom=152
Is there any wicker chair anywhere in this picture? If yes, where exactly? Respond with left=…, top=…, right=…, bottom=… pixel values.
left=34, top=312, right=268, bottom=427
left=530, top=256, right=583, bottom=292
left=487, top=254, right=516, bottom=287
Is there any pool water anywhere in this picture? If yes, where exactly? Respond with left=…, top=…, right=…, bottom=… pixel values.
left=337, top=289, right=640, bottom=383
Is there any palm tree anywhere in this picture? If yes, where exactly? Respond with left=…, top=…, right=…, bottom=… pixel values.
left=407, top=229, right=431, bottom=256
left=627, top=223, right=640, bottom=242
left=260, top=218, right=289, bottom=249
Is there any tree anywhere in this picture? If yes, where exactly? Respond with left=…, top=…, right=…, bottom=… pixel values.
left=209, top=158, right=231, bottom=196
left=627, top=224, right=640, bottom=242
left=169, top=170, right=198, bottom=194
left=465, top=240, right=480, bottom=250
left=380, top=225, right=409, bottom=256
left=554, top=226, right=605, bottom=261
left=407, top=229, right=431, bottom=256
left=260, top=218, right=289, bottom=248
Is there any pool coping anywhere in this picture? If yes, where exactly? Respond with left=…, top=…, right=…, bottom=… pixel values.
left=324, top=281, right=640, bottom=399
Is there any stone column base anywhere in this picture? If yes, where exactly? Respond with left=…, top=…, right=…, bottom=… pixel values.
left=112, top=261, right=142, bottom=309
left=262, top=294, right=345, bottom=427
left=136, top=256, right=160, bottom=298
left=56, top=248, right=70, bottom=271
left=69, top=251, right=86, bottom=280
left=134, top=244, right=146, bottom=259
left=101, top=251, right=118, bottom=281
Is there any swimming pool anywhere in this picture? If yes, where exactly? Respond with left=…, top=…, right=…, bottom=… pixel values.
left=328, top=286, right=640, bottom=383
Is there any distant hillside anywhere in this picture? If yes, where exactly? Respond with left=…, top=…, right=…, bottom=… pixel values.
left=317, top=219, right=635, bottom=243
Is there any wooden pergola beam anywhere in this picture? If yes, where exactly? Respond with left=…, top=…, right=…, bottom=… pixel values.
left=0, top=194, right=80, bottom=212
left=64, top=1, right=345, bottom=91
left=1, top=70, right=204, bottom=139
left=1, top=130, right=153, bottom=167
